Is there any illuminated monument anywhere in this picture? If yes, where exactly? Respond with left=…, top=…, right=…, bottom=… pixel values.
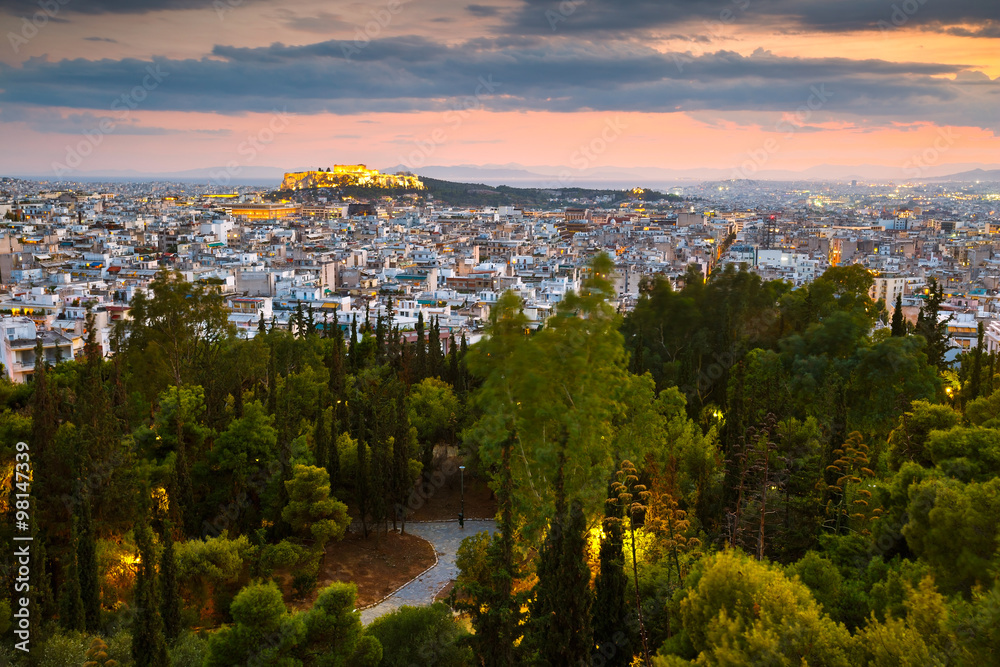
left=281, top=165, right=424, bottom=190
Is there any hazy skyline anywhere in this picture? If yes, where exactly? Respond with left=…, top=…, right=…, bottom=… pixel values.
left=2, top=0, right=999, bottom=181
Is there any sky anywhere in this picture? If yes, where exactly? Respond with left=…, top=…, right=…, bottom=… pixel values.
left=1, top=0, right=999, bottom=181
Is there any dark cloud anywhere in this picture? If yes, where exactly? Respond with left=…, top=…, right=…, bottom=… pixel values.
left=467, top=4, right=502, bottom=18
left=83, top=36, right=118, bottom=42
left=0, top=0, right=242, bottom=14
left=278, top=11, right=352, bottom=34
left=0, top=106, right=228, bottom=135
left=0, top=38, right=995, bottom=131
left=934, top=21, right=1000, bottom=38
left=504, top=0, right=1000, bottom=37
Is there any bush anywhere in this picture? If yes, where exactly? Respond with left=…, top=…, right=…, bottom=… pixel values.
left=365, top=603, right=472, bottom=667
left=36, top=630, right=90, bottom=667
left=169, top=631, right=209, bottom=667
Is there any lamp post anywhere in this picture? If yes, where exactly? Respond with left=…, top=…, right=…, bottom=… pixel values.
left=459, top=465, right=465, bottom=528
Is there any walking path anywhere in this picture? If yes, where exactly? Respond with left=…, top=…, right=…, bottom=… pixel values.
left=360, top=519, right=496, bottom=625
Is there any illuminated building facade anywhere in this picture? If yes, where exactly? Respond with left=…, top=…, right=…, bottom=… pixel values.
left=281, top=165, right=424, bottom=191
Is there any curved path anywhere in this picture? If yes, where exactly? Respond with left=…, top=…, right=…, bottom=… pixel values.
left=360, top=519, right=496, bottom=625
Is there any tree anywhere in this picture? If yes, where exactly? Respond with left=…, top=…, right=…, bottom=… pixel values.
left=204, top=581, right=301, bottom=666
left=300, top=583, right=382, bottom=666
left=675, top=550, right=853, bottom=666
left=902, top=476, right=1000, bottom=594
left=160, top=522, right=182, bottom=643
left=611, top=460, right=652, bottom=665
left=914, top=277, right=953, bottom=371
left=76, top=491, right=100, bottom=632
left=526, top=499, right=594, bottom=665
left=281, top=464, right=350, bottom=553
left=365, top=603, right=471, bottom=667
left=60, top=517, right=86, bottom=632
left=891, top=293, right=906, bottom=337
left=408, top=377, right=458, bottom=471
left=593, top=487, right=632, bottom=667
left=132, top=511, right=169, bottom=667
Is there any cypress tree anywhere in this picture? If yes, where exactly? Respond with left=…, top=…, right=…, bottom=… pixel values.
left=558, top=500, right=594, bottom=663
left=132, top=512, right=169, bottom=667
left=891, top=293, right=906, bottom=337
left=391, top=389, right=412, bottom=533
left=349, top=316, right=358, bottom=371
left=593, top=489, right=631, bottom=667
left=267, top=346, right=278, bottom=415
left=77, top=491, right=101, bottom=632
left=969, top=321, right=985, bottom=401
left=428, top=317, right=443, bottom=378
left=915, top=278, right=953, bottom=370
left=448, top=332, right=459, bottom=386
left=160, top=522, right=181, bottom=643
left=455, top=433, right=523, bottom=666
left=257, top=309, right=267, bottom=336
left=60, top=517, right=86, bottom=632
left=315, top=403, right=330, bottom=475
left=414, top=311, right=426, bottom=381
left=356, top=439, right=370, bottom=538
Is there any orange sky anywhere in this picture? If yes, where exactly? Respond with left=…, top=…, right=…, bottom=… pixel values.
left=1, top=0, right=998, bottom=180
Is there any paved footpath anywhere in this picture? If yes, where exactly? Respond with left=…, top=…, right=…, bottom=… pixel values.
left=361, top=519, right=496, bottom=625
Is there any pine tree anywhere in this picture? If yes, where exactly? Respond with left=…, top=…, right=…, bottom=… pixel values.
left=77, top=491, right=101, bottom=632
left=132, top=511, right=169, bottom=667
left=593, top=486, right=631, bottom=667
left=891, top=293, right=906, bottom=337
left=160, top=522, right=181, bottom=643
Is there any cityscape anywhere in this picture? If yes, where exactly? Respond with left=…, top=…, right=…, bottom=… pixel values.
left=2, top=0, right=1000, bottom=666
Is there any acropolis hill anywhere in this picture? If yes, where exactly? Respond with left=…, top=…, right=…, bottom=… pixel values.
left=281, top=165, right=424, bottom=191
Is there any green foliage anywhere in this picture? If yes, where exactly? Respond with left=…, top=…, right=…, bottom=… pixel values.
left=204, top=580, right=302, bottom=667
left=300, top=582, right=383, bottom=666
left=903, top=476, right=1000, bottom=594
left=168, top=631, right=208, bottom=667
left=887, top=400, right=961, bottom=469
left=365, top=603, right=472, bottom=667
left=281, top=464, right=350, bottom=551
left=408, top=377, right=459, bottom=466
left=675, top=549, right=853, bottom=666
left=132, top=514, right=169, bottom=667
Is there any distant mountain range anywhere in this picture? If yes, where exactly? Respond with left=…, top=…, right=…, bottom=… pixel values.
left=13, top=162, right=1000, bottom=188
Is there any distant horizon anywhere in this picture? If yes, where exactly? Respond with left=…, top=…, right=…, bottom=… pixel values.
left=6, top=160, right=1000, bottom=190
